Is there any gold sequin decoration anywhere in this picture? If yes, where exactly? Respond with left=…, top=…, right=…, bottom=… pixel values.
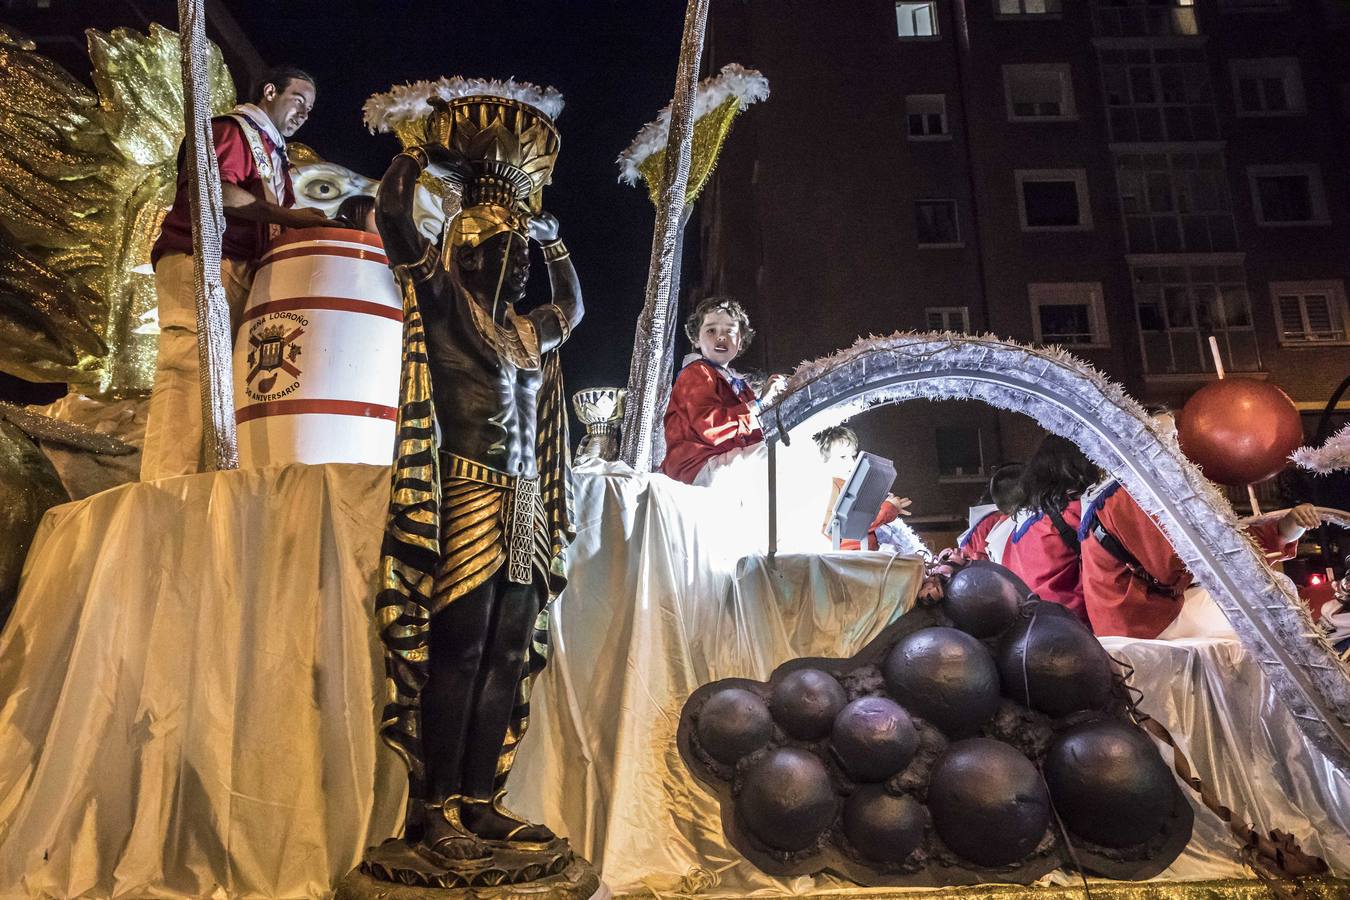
left=635, top=95, right=742, bottom=207
left=0, top=24, right=234, bottom=394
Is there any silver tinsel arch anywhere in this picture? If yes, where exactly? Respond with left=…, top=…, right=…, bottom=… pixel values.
left=761, top=332, right=1350, bottom=776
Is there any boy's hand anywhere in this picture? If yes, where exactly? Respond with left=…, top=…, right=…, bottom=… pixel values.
left=885, top=495, right=913, bottom=516
left=760, top=374, right=788, bottom=404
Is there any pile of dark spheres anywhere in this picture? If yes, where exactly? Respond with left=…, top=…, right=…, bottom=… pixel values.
left=676, top=561, right=1192, bottom=887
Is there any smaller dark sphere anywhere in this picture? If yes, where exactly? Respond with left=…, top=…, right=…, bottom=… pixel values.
left=944, top=562, right=1028, bottom=637
left=696, top=687, right=774, bottom=765
left=831, top=696, right=918, bottom=782
left=737, top=747, right=838, bottom=852
left=1044, top=720, right=1175, bottom=848
left=883, top=627, right=1001, bottom=737
left=998, top=611, right=1113, bottom=718
left=771, top=668, right=848, bottom=740
left=843, top=785, right=928, bottom=863
left=928, top=738, right=1050, bottom=867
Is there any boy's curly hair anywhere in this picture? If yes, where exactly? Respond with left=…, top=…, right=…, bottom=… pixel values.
left=684, top=296, right=755, bottom=351
left=813, top=425, right=859, bottom=461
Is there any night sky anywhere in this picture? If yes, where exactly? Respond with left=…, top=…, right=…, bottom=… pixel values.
left=229, top=0, right=693, bottom=396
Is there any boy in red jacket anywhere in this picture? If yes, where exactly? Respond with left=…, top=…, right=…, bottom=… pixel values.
left=661, top=297, right=786, bottom=485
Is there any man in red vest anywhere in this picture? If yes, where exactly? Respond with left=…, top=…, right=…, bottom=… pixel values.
left=142, top=65, right=332, bottom=480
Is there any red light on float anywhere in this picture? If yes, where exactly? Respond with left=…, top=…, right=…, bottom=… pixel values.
left=1309, top=574, right=1324, bottom=586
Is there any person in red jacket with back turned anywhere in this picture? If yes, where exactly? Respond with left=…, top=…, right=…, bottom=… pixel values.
left=957, top=463, right=1024, bottom=564
left=1080, top=481, right=1317, bottom=638
left=661, top=296, right=786, bottom=485
left=1003, top=435, right=1101, bottom=624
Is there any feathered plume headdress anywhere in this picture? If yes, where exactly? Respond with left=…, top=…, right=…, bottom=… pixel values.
left=616, top=63, right=769, bottom=205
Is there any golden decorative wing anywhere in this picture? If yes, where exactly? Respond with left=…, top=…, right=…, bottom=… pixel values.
left=616, top=63, right=769, bottom=207
left=0, top=24, right=234, bottom=394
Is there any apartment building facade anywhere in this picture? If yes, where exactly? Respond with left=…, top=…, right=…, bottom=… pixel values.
left=700, top=0, right=1350, bottom=531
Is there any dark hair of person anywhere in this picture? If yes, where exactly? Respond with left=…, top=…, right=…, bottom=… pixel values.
left=1019, top=435, right=1099, bottom=515
left=251, top=65, right=316, bottom=104
left=683, top=295, right=755, bottom=351
left=987, top=463, right=1025, bottom=516
left=334, top=194, right=376, bottom=231
left=813, top=425, right=859, bottom=461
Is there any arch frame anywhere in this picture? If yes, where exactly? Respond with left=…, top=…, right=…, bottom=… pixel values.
left=762, top=332, right=1350, bottom=774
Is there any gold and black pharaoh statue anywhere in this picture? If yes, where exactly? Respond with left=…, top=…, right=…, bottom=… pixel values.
left=357, top=81, right=587, bottom=891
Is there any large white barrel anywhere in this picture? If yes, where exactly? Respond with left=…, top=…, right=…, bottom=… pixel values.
left=233, top=227, right=403, bottom=467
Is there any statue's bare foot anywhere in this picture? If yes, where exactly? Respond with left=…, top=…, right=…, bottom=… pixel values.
left=461, top=791, right=558, bottom=846
left=414, top=803, right=491, bottom=868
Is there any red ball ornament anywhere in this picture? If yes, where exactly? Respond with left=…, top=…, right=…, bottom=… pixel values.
left=1176, top=380, right=1303, bottom=485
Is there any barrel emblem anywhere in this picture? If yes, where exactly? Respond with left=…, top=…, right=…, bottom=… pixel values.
left=244, top=315, right=307, bottom=400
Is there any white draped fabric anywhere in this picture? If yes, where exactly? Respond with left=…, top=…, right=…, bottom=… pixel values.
left=0, top=461, right=1345, bottom=898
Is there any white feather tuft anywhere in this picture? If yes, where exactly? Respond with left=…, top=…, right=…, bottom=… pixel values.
left=1292, top=424, right=1350, bottom=474
left=616, top=63, right=769, bottom=184
left=363, top=76, right=564, bottom=134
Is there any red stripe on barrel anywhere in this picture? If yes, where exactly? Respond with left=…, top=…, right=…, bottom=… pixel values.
left=236, top=399, right=398, bottom=424
left=241, top=296, right=403, bottom=323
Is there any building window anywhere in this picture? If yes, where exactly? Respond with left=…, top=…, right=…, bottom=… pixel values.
left=1131, top=258, right=1260, bottom=375
left=906, top=94, right=949, bottom=139
left=1271, top=281, right=1349, bottom=345
left=1248, top=165, right=1330, bottom=226
left=997, top=0, right=1062, bottom=15
left=926, top=306, right=971, bottom=332
left=1231, top=58, right=1305, bottom=116
left=1091, top=0, right=1198, bottom=38
left=1029, top=283, right=1110, bottom=347
left=1016, top=169, right=1092, bottom=231
left=1115, top=150, right=1237, bottom=253
left=936, top=426, right=987, bottom=479
left=1099, top=46, right=1218, bottom=142
left=1003, top=64, right=1076, bottom=120
left=916, top=199, right=962, bottom=246
left=896, top=2, right=940, bottom=38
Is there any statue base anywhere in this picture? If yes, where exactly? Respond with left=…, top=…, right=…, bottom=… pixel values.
left=336, top=838, right=603, bottom=900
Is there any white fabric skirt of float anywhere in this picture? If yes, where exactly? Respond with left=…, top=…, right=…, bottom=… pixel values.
left=232, top=227, right=402, bottom=467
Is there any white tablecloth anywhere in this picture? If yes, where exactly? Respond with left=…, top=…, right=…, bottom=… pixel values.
left=0, top=461, right=1344, bottom=898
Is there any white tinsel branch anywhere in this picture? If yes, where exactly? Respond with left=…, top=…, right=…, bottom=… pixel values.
left=616, top=63, right=769, bottom=184
left=1292, top=424, right=1350, bottom=474
left=363, top=76, right=564, bottom=133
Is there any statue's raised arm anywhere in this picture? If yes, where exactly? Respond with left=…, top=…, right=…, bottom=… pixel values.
left=527, top=211, right=583, bottom=353
left=375, top=144, right=471, bottom=269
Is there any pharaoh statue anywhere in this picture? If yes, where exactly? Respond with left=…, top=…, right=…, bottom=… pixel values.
left=354, top=81, right=588, bottom=892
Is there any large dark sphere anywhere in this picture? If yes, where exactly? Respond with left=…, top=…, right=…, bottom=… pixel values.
left=771, top=668, right=848, bottom=740
left=842, top=785, right=928, bottom=863
left=1044, top=720, right=1175, bottom=848
left=697, top=687, right=774, bottom=765
left=882, top=627, right=1000, bottom=737
left=832, top=696, right=919, bottom=782
left=928, top=738, right=1051, bottom=867
left=736, top=747, right=838, bottom=852
left=944, top=562, right=1028, bottom=638
left=998, top=612, right=1113, bottom=718
left=1177, top=379, right=1303, bottom=485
